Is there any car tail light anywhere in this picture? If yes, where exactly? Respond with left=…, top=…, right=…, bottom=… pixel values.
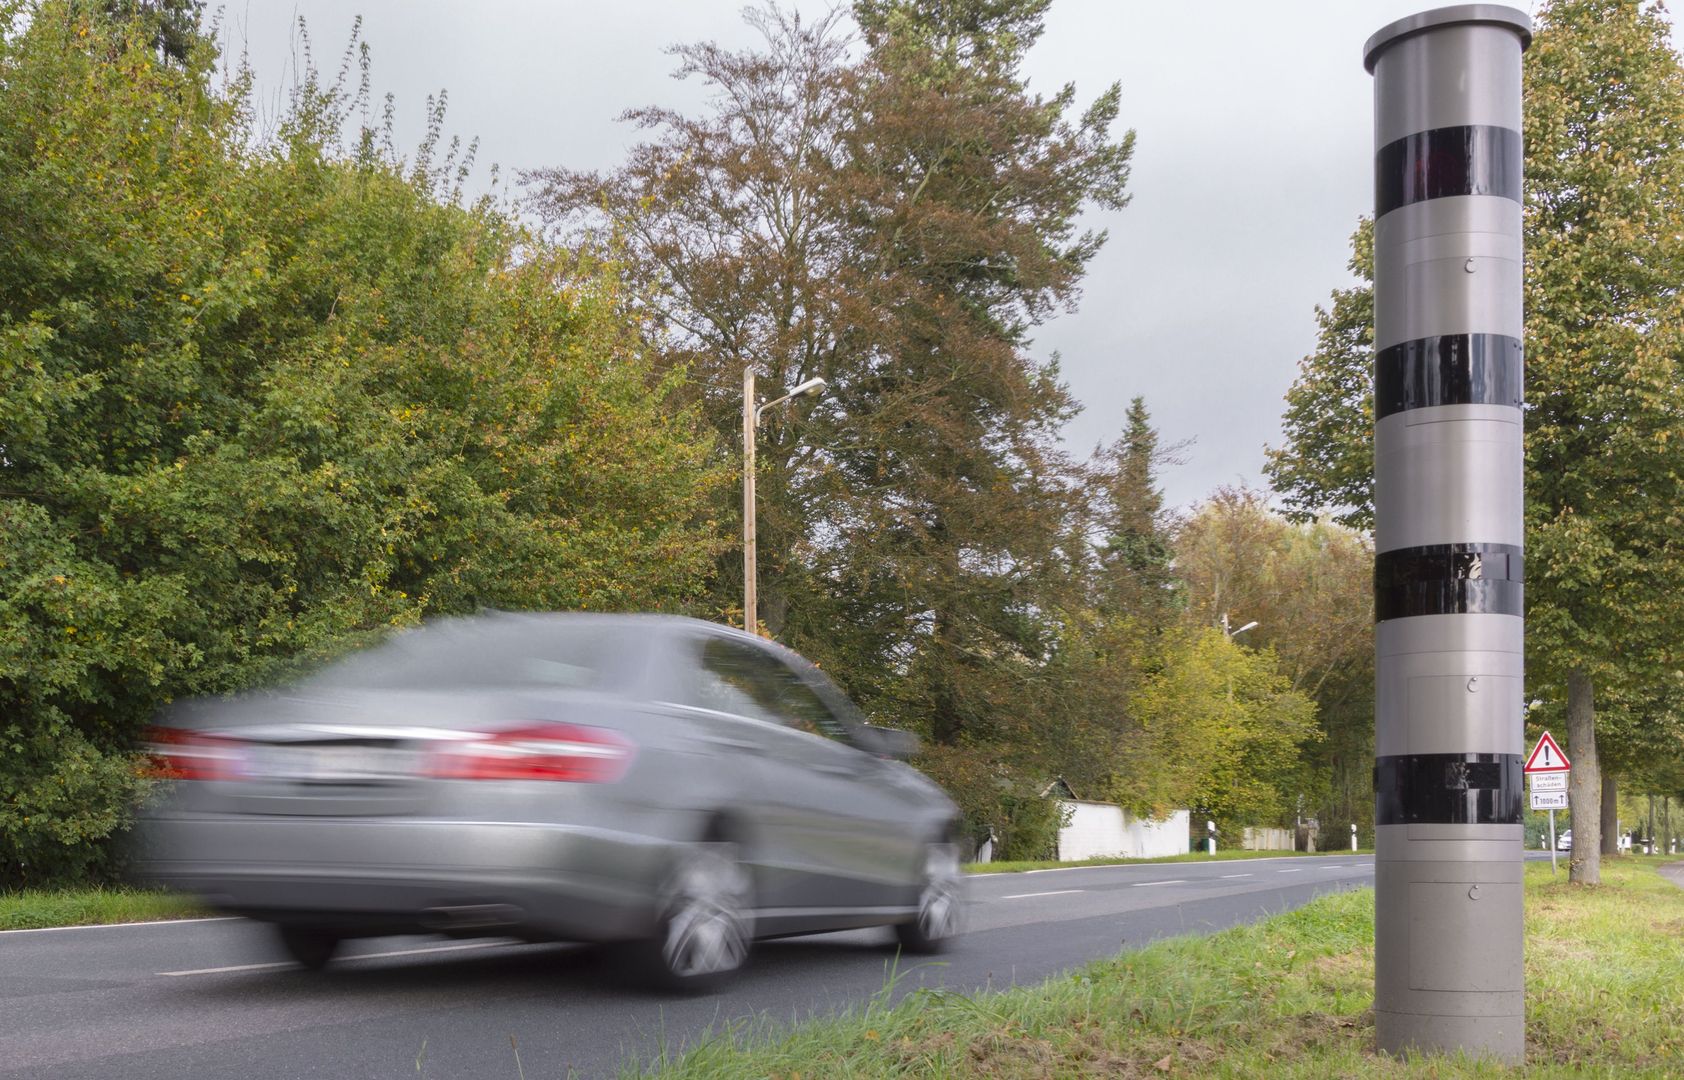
left=429, top=723, right=636, bottom=783
left=142, top=726, right=242, bottom=781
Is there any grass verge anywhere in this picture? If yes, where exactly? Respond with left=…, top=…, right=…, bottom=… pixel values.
left=632, top=856, right=1684, bottom=1078
left=967, top=848, right=1373, bottom=874
left=0, top=886, right=208, bottom=930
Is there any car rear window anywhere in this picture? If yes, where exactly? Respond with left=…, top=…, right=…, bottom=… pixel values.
left=304, top=619, right=624, bottom=692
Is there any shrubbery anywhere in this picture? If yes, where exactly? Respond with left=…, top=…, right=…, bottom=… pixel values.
left=0, top=2, right=726, bottom=885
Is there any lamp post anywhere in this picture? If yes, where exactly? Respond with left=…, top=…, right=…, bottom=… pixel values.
left=1221, top=613, right=1259, bottom=640
left=742, top=368, right=827, bottom=634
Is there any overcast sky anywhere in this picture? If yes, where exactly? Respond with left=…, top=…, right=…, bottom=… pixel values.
left=226, top=1, right=1677, bottom=511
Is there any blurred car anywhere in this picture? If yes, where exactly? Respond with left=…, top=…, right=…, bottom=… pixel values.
left=1557, top=829, right=1572, bottom=851
left=135, top=613, right=962, bottom=989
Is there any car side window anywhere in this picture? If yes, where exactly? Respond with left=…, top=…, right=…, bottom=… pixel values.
left=684, top=638, right=854, bottom=745
left=689, top=638, right=786, bottom=724
left=766, top=666, right=853, bottom=744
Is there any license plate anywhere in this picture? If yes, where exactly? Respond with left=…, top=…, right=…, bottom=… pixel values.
left=244, top=744, right=417, bottom=782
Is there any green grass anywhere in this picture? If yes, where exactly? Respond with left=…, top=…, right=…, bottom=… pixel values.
left=0, top=886, right=208, bottom=930
left=967, top=847, right=1373, bottom=874
left=631, top=855, right=1684, bottom=1078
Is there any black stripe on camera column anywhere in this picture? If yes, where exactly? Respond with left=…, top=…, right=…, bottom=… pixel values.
left=1373, top=543, right=1523, bottom=621
left=1375, top=334, right=1523, bottom=419
left=1376, top=124, right=1522, bottom=216
left=1375, top=753, right=1524, bottom=825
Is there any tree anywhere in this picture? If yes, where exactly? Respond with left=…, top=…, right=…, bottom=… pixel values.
left=1092, top=396, right=1180, bottom=622
left=100, top=0, right=203, bottom=64
left=527, top=0, right=1136, bottom=844
left=1262, top=0, right=1684, bottom=882
left=1521, top=0, right=1684, bottom=884
left=1115, top=626, right=1318, bottom=826
left=1263, top=219, right=1374, bottom=530
left=0, top=3, right=726, bottom=884
left=1172, top=489, right=1375, bottom=837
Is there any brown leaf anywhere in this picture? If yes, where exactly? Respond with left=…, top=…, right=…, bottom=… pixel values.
left=1153, top=1054, right=1173, bottom=1072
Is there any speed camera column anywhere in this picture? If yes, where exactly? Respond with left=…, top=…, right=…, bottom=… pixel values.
left=1364, top=5, right=1532, bottom=1063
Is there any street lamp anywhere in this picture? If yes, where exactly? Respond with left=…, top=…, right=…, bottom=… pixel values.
left=1221, top=613, right=1259, bottom=640
left=742, top=368, right=827, bottom=634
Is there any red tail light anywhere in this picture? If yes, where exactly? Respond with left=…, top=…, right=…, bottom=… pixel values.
left=429, top=723, right=636, bottom=783
left=143, top=727, right=242, bottom=781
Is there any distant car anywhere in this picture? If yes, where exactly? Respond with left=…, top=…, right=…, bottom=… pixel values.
left=1557, top=829, right=1573, bottom=851
left=135, top=613, right=962, bottom=989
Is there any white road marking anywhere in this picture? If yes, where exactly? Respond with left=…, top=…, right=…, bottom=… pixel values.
left=1219, top=873, right=1254, bottom=879
left=159, top=960, right=296, bottom=977
left=974, top=855, right=1374, bottom=878
left=999, top=889, right=1084, bottom=900
left=159, top=939, right=514, bottom=976
left=1277, top=868, right=1304, bottom=873
left=0, top=916, right=240, bottom=936
left=1130, top=879, right=1187, bottom=887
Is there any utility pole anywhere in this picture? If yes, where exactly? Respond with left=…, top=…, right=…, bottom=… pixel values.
left=742, top=369, right=827, bottom=635
left=743, top=365, right=758, bottom=634
left=1366, top=5, right=1531, bottom=1063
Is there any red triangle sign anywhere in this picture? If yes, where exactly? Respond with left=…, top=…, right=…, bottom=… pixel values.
left=1524, top=731, right=1571, bottom=773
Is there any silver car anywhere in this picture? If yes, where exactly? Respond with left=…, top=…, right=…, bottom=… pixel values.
left=136, top=613, right=962, bottom=989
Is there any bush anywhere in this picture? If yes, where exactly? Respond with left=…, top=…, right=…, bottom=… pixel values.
left=916, top=743, right=1070, bottom=861
left=0, top=2, right=726, bottom=886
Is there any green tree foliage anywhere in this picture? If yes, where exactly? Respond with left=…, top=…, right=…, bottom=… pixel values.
left=1115, top=626, right=1318, bottom=825
left=1021, top=398, right=1181, bottom=804
left=1263, top=220, right=1374, bottom=530
left=0, top=2, right=725, bottom=884
left=1093, top=396, right=1179, bottom=622
left=1262, top=0, right=1684, bottom=879
left=99, top=0, right=202, bottom=64
left=1524, top=0, right=1684, bottom=882
left=1172, top=489, right=1374, bottom=837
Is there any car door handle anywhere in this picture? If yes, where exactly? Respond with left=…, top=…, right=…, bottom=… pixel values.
left=702, top=736, right=763, bottom=755
left=811, top=762, right=857, bottom=776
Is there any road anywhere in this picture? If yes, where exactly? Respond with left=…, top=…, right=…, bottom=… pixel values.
left=0, top=856, right=1377, bottom=1079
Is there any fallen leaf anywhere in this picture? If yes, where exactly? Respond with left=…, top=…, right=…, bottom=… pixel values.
left=1154, top=1054, right=1173, bottom=1072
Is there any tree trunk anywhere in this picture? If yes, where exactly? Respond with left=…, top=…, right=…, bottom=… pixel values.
left=1566, top=667, right=1600, bottom=884
left=1648, top=794, right=1656, bottom=852
left=1600, top=773, right=1619, bottom=856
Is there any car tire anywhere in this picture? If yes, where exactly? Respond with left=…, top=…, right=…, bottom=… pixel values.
left=632, top=842, right=754, bottom=992
left=895, top=841, right=962, bottom=954
left=276, top=924, right=341, bottom=970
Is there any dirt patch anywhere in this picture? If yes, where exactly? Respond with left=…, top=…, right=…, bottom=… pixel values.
left=1309, top=948, right=1371, bottom=979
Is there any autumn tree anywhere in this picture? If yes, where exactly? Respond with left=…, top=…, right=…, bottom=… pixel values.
left=1115, top=626, right=1318, bottom=826
left=1173, top=489, right=1375, bottom=838
left=1262, top=0, right=1684, bottom=881
left=528, top=0, right=1135, bottom=846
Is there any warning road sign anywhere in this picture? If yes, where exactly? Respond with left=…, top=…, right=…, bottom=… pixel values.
left=1524, top=731, right=1571, bottom=773
left=1531, top=790, right=1568, bottom=811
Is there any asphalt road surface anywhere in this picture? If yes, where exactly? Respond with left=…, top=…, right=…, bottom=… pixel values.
left=0, top=856, right=1378, bottom=1079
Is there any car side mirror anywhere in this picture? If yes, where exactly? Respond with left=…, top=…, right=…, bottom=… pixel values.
left=861, top=725, right=919, bottom=761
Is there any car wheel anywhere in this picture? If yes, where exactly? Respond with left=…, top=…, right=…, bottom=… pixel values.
left=635, top=842, right=754, bottom=992
left=276, top=924, right=341, bottom=970
left=896, top=841, right=962, bottom=954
